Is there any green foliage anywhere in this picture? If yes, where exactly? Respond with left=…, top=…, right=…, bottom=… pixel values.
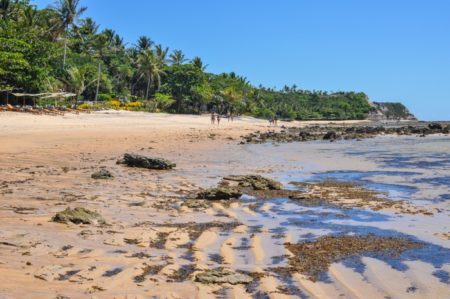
left=0, top=0, right=381, bottom=120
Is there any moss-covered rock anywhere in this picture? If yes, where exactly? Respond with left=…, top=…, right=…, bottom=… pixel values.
left=118, top=154, right=176, bottom=170
left=52, top=207, right=105, bottom=225
left=196, top=187, right=242, bottom=200
left=91, top=169, right=114, bottom=179
left=195, top=268, right=253, bottom=285
left=221, top=175, right=283, bottom=190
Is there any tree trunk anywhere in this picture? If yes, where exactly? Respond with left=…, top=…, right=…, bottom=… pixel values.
left=94, top=61, right=101, bottom=104
left=145, top=75, right=152, bottom=100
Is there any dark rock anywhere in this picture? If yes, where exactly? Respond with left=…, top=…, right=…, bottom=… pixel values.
left=428, top=123, right=443, bottom=130
left=118, top=154, right=176, bottom=170
left=91, top=169, right=114, bottom=179
left=323, top=131, right=339, bottom=140
left=196, top=187, right=242, bottom=200
left=52, top=207, right=105, bottom=225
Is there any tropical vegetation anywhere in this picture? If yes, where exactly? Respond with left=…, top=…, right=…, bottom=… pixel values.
left=0, top=0, right=380, bottom=120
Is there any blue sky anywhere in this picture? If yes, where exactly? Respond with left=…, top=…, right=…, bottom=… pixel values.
left=33, top=0, right=450, bottom=120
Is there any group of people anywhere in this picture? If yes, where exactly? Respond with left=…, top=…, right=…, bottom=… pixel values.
left=210, top=111, right=236, bottom=125
left=269, top=116, right=278, bottom=126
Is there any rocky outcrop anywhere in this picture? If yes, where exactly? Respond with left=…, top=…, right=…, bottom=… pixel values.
left=242, top=123, right=450, bottom=144
left=368, top=102, right=417, bottom=121
left=52, top=207, right=105, bottom=225
left=117, top=154, right=176, bottom=170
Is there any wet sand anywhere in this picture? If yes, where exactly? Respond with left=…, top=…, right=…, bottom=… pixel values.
left=0, top=111, right=449, bottom=298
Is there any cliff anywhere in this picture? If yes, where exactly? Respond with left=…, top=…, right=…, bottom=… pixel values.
left=368, top=102, right=417, bottom=121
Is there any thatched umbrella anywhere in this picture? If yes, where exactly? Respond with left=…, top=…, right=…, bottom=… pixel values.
left=39, top=92, right=77, bottom=106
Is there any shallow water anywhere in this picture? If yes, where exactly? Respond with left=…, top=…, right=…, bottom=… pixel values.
left=219, top=135, right=450, bottom=296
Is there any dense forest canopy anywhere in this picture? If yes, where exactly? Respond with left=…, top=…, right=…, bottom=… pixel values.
left=0, top=0, right=388, bottom=120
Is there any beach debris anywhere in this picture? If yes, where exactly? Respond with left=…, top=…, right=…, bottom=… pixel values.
left=134, top=263, right=166, bottom=283
left=167, top=264, right=197, bottom=282
left=285, top=234, right=422, bottom=281
left=117, top=153, right=176, bottom=170
left=52, top=207, right=105, bottom=225
left=91, top=169, right=114, bottom=179
left=220, top=175, right=283, bottom=190
left=196, top=187, right=242, bottom=200
left=195, top=268, right=253, bottom=285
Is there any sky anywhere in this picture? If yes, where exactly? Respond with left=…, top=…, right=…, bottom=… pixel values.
left=33, top=0, right=450, bottom=120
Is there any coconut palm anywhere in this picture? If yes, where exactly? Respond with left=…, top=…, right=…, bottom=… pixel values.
left=155, top=44, right=169, bottom=64
left=169, top=49, right=187, bottom=65
left=191, top=56, right=207, bottom=71
left=50, top=0, right=86, bottom=33
left=136, top=36, right=152, bottom=52
left=138, top=50, right=165, bottom=100
left=50, top=0, right=87, bottom=67
left=63, top=65, right=96, bottom=98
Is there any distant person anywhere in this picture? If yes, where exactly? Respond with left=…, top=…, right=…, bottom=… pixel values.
left=269, top=117, right=274, bottom=126
left=211, top=112, right=216, bottom=125
left=227, top=111, right=231, bottom=122
left=231, top=112, right=235, bottom=122
left=274, top=116, right=278, bottom=126
left=217, top=114, right=221, bottom=125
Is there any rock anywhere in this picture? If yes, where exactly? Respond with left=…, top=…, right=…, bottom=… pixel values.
left=195, top=268, right=253, bottom=285
left=52, top=207, right=105, bottom=225
left=91, top=169, right=113, bottom=179
left=118, top=154, right=176, bottom=170
left=323, top=131, right=339, bottom=140
left=221, top=175, right=283, bottom=190
left=196, top=187, right=242, bottom=200
left=428, top=123, right=443, bottom=130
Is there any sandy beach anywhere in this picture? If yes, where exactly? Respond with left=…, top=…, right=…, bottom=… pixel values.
left=0, top=111, right=449, bottom=299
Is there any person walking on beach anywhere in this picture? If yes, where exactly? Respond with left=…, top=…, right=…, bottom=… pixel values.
left=211, top=112, right=216, bottom=125
left=217, top=113, right=221, bottom=125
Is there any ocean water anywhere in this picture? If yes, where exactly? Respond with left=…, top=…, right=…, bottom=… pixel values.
left=219, top=135, right=450, bottom=295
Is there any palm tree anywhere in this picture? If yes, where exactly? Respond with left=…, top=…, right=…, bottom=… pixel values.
left=79, top=17, right=98, bottom=37
left=136, top=36, right=153, bottom=52
left=50, top=0, right=87, bottom=68
left=155, top=44, right=169, bottom=64
left=169, top=49, right=187, bottom=65
left=138, top=50, right=165, bottom=100
left=191, top=56, right=207, bottom=71
left=63, top=66, right=96, bottom=99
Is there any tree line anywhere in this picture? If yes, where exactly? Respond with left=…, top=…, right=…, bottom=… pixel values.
left=0, top=0, right=373, bottom=119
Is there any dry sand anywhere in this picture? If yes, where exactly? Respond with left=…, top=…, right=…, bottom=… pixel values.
left=0, top=111, right=448, bottom=298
